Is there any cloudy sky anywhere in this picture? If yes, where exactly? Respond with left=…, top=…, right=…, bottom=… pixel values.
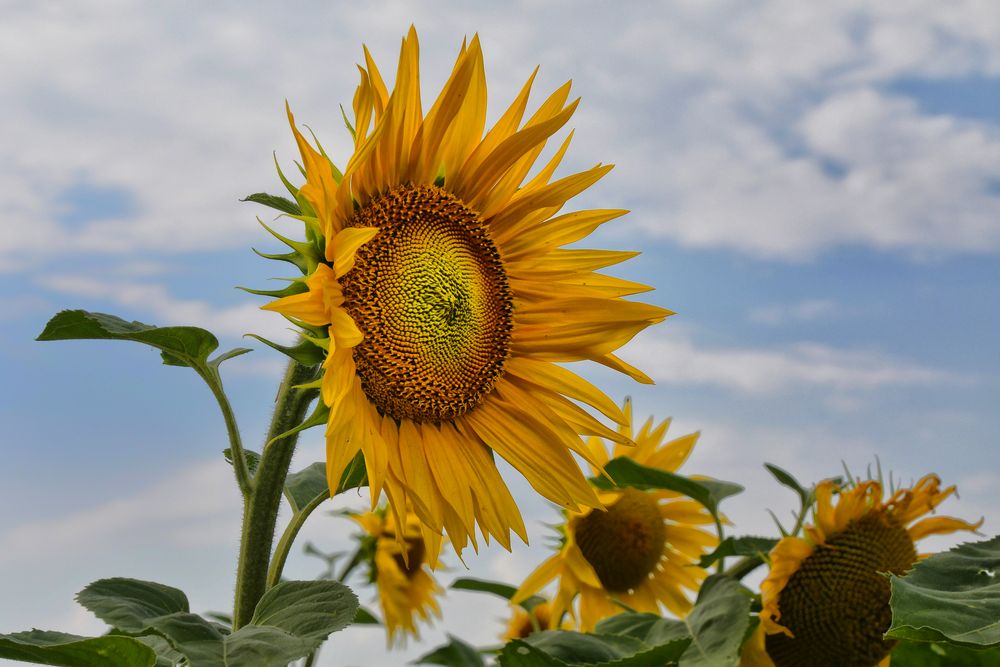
left=2, top=1, right=999, bottom=665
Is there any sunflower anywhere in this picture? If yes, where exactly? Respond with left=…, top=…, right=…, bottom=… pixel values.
left=502, top=601, right=565, bottom=640
left=260, top=27, right=669, bottom=556
left=511, top=400, right=717, bottom=631
left=744, top=474, right=982, bottom=667
left=353, top=507, right=444, bottom=644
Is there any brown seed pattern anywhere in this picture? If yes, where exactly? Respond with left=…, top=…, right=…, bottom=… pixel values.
left=340, top=184, right=514, bottom=423
left=765, top=512, right=918, bottom=667
left=574, top=489, right=666, bottom=593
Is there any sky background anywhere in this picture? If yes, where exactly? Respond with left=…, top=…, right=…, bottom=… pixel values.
left=2, top=1, right=999, bottom=665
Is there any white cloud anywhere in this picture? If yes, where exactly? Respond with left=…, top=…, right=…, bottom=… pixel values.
left=1, top=1, right=1000, bottom=270
left=38, top=274, right=295, bottom=343
left=620, top=330, right=957, bottom=394
left=749, top=299, right=840, bottom=325
left=0, top=459, right=241, bottom=568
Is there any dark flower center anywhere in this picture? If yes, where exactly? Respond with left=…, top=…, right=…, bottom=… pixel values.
left=341, top=184, right=514, bottom=423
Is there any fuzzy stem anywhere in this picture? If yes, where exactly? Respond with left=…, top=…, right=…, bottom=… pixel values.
left=232, top=359, right=319, bottom=629
left=266, top=492, right=328, bottom=589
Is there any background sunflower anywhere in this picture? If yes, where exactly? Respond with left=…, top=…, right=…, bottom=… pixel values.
left=513, top=400, right=717, bottom=630
left=749, top=474, right=982, bottom=667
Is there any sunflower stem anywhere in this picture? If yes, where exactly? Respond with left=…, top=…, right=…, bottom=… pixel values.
left=232, top=358, right=319, bottom=629
left=198, top=367, right=253, bottom=499
left=266, top=490, right=328, bottom=589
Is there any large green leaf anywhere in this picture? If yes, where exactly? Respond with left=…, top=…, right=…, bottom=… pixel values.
left=36, top=310, right=240, bottom=370
left=499, top=635, right=691, bottom=667
left=77, top=578, right=357, bottom=667
left=592, top=458, right=742, bottom=521
left=499, top=641, right=569, bottom=667
left=891, top=640, right=1000, bottom=666
left=679, top=576, right=751, bottom=666
left=0, top=630, right=156, bottom=667
left=596, top=576, right=751, bottom=667
left=888, top=536, right=1000, bottom=647
left=76, top=578, right=189, bottom=632
left=595, top=614, right=687, bottom=647
left=415, top=635, right=486, bottom=666
left=525, top=631, right=648, bottom=663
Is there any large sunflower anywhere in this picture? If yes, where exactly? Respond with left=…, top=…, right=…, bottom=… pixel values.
left=511, top=400, right=717, bottom=631
left=744, top=474, right=981, bottom=667
left=261, top=28, right=669, bottom=555
left=353, top=507, right=444, bottom=644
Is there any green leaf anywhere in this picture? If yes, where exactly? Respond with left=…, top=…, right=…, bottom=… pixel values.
left=451, top=577, right=546, bottom=611
left=78, top=578, right=357, bottom=667
left=499, top=640, right=569, bottom=667
left=248, top=579, right=357, bottom=643
left=353, top=607, right=380, bottom=625
left=890, top=640, right=1000, bottom=666
left=208, top=347, right=253, bottom=370
left=170, top=581, right=356, bottom=666
left=76, top=578, right=189, bottom=632
left=500, top=634, right=691, bottom=667
left=595, top=576, right=751, bottom=667
left=888, top=536, right=1000, bottom=647
left=224, top=448, right=261, bottom=476
left=595, top=614, right=688, bottom=647
left=134, top=634, right=184, bottom=667
left=697, top=536, right=778, bottom=569
left=525, top=631, right=648, bottom=663
left=37, top=310, right=220, bottom=370
left=415, top=634, right=486, bottom=666
left=0, top=630, right=156, bottom=667
left=242, top=192, right=302, bottom=216
left=763, top=463, right=809, bottom=505
left=678, top=575, right=751, bottom=666
left=593, top=458, right=742, bottom=522
left=285, top=451, right=367, bottom=514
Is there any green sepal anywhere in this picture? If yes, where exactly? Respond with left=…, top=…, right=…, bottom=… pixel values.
left=241, top=192, right=302, bottom=216
left=266, top=397, right=329, bottom=448
left=252, top=248, right=311, bottom=275
left=339, top=104, right=356, bottom=141
left=236, top=279, right=307, bottom=299
left=274, top=154, right=315, bottom=218
left=244, top=334, right=326, bottom=366
left=255, top=217, right=320, bottom=274
left=304, top=125, right=344, bottom=184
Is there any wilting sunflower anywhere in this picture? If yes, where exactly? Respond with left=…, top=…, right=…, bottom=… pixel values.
left=744, top=474, right=982, bottom=667
left=353, top=507, right=444, bottom=643
left=503, top=600, right=565, bottom=640
left=511, top=400, right=717, bottom=631
left=260, top=27, right=669, bottom=555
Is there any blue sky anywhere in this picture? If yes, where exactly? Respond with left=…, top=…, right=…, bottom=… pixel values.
left=2, top=2, right=999, bottom=665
